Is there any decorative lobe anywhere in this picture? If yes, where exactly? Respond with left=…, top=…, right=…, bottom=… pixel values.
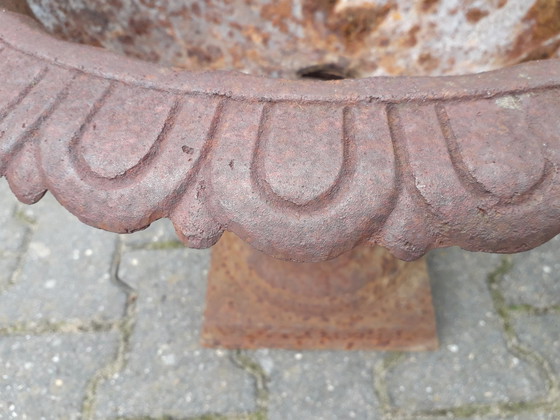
left=0, top=62, right=72, bottom=174
left=441, top=97, right=546, bottom=199
left=77, top=84, right=177, bottom=180
left=257, top=102, right=345, bottom=207
left=1, top=10, right=560, bottom=261
left=6, top=141, right=46, bottom=204
left=207, top=101, right=396, bottom=261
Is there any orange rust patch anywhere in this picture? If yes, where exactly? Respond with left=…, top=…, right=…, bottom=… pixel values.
left=242, top=25, right=271, bottom=47
left=418, top=52, right=440, bottom=72
left=421, top=0, right=439, bottom=12
left=524, top=0, right=560, bottom=44
left=510, top=0, right=560, bottom=61
left=128, top=16, right=153, bottom=36
left=326, top=4, right=396, bottom=50
left=400, top=24, right=421, bottom=47
left=0, top=0, right=35, bottom=15
left=190, top=2, right=201, bottom=17
left=299, top=0, right=396, bottom=52
left=521, top=37, right=560, bottom=62
left=466, top=8, right=489, bottom=24
left=186, top=45, right=223, bottom=66
left=379, top=54, right=405, bottom=75
left=203, top=233, right=438, bottom=350
left=373, top=36, right=391, bottom=48
left=260, top=0, right=295, bottom=33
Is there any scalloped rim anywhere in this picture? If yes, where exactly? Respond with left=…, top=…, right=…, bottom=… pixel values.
left=2, top=10, right=560, bottom=104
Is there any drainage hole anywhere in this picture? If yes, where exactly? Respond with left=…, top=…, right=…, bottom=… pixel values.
left=297, top=63, right=353, bottom=80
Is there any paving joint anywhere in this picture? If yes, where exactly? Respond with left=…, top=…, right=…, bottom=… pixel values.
left=374, top=257, right=560, bottom=420
left=81, top=236, right=138, bottom=420
left=0, top=204, right=35, bottom=296
left=507, top=303, right=560, bottom=316
left=112, top=414, right=256, bottom=420
left=125, top=240, right=186, bottom=252
left=373, top=351, right=406, bottom=417
left=13, top=204, right=38, bottom=226
left=85, top=241, right=264, bottom=420
left=0, top=319, right=116, bottom=336
left=487, top=257, right=560, bottom=398
left=230, top=350, right=269, bottom=420
left=0, top=250, right=19, bottom=258
left=390, top=399, right=560, bottom=419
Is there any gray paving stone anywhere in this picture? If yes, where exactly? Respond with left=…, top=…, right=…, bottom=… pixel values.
left=0, top=193, right=126, bottom=326
left=93, top=249, right=255, bottom=419
left=386, top=248, right=545, bottom=411
left=429, top=414, right=558, bottom=420
left=0, top=179, right=27, bottom=254
left=502, top=236, right=560, bottom=308
left=495, top=414, right=560, bottom=420
left=513, top=313, right=560, bottom=379
left=120, top=218, right=180, bottom=249
left=252, top=349, right=382, bottom=420
left=0, top=332, right=119, bottom=420
left=507, top=414, right=560, bottom=420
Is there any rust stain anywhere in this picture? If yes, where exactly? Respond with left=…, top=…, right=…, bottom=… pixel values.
left=511, top=0, right=560, bottom=61
left=418, top=52, right=440, bottom=72
left=191, top=2, right=201, bottom=17
left=327, top=4, right=395, bottom=50
left=421, top=0, right=439, bottom=12
left=186, top=45, right=224, bottom=66
left=0, top=0, right=35, bottom=16
left=203, top=233, right=438, bottom=350
left=128, top=16, right=152, bottom=36
left=524, top=0, right=560, bottom=44
left=379, top=53, right=405, bottom=75
left=466, top=8, right=490, bottom=24
left=400, top=24, right=421, bottom=47
left=26, top=0, right=560, bottom=79
left=260, top=0, right=295, bottom=33
left=242, top=25, right=271, bottom=47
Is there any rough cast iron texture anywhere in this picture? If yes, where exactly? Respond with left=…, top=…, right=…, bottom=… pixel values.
left=203, top=232, right=438, bottom=350
left=1, top=10, right=560, bottom=262
left=24, top=0, right=560, bottom=78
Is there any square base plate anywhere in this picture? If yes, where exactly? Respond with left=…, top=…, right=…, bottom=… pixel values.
left=202, top=233, right=438, bottom=351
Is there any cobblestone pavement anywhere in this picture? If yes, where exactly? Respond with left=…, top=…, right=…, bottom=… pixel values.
left=0, top=178, right=559, bottom=420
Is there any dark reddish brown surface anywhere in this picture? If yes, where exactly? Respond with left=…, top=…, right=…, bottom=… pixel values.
left=2, top=10, right=560, bottom=262
left=203, top=233, right=438, bottom=350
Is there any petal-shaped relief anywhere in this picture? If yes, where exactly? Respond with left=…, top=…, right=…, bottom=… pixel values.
left=256, top=103, right=344, bottom=206
left=0, top=47, right=45, bottom=119
left=38, top=73, right=221, bottom=232
left=441, top=95, right=546, bottom=200
left=208, top=100, right=397, bottom=262
left=392, top=103, right=482, bottom=223
left=395, top=102, right=560, bottom=253
left=170, top=184, right=224, bottom=249
left=376, top=185, right=438, bottom=262
left=5, top=141, right=46, bottom=204
left=0, top=52, right=73, bottom=174
left=77, top=84, right=176, bottom=179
